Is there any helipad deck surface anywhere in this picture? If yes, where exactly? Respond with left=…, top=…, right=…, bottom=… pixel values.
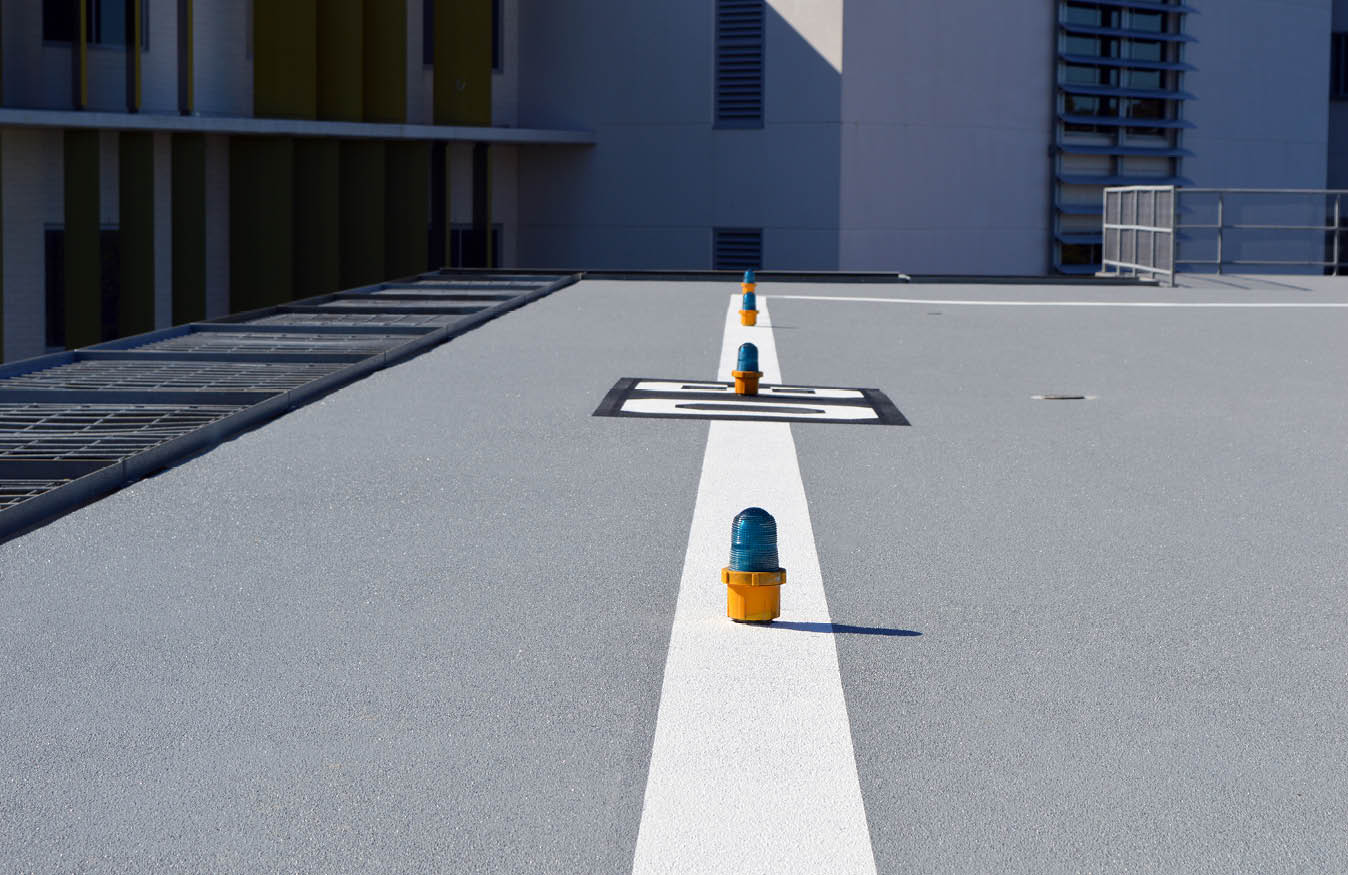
left=2, top=277, right=1346, bottom=873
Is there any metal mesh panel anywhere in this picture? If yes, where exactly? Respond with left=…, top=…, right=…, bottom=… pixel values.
left=0, top=404, right=243, bottom=461
left=137, top=332, right=408, bottom=356
left=318, top=300, right=486, bottom=312
left=0, top=479, right=71, bottom=510
left=243, top=312, right=464, bottom=328
left=0, top=360, right=347, bottom=392
left=1139, top=192, right=1155, bottom=228
left=1121, top=228, right=1136, bottom=265
left=1105, top=191, right=1120, bottom=225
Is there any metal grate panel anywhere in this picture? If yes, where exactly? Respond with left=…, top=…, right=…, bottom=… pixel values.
left=0, top=479, right=71, bottom=510
left=137, top=332, right=409, bottom=356
left=0, top=404, right=243, bottom=461
left=0, top=360, right=348, bottom=392
left=243, top=312, right=466, bottom=328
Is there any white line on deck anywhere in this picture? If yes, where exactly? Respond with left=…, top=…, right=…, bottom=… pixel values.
left=631, top=298, right=877, bottom=875
left=766, top=294, right=1348, bottom=308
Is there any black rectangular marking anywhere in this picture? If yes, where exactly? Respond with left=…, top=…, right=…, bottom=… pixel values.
left=593, top=378, right=909, bottom=426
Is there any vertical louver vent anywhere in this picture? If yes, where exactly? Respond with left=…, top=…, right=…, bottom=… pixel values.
left=714, top=228, right=762, bottom=270
left=716, top=0, right=764, bottom=126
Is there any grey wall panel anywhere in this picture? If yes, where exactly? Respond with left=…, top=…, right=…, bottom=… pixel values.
left=838, top=0, right=1053, bottom=274
left=1184, top=0, right=1330, bottom=188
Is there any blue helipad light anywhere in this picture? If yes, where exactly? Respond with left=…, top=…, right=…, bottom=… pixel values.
left=744, top=269, right=756, bottom=284
left=730, top=507, right=779, bottom=572
left=737, top=342, right=758, bottom=373
left=742, top=290, right=756, bottom=310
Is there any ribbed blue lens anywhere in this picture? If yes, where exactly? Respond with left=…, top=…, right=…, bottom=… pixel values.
left=742, top=290, right=756, bottom=310
left=730, top=507, right=778, bottom=572
left=744, top=270, right=756, bottom=284
left=737, top=342, right=758, bottom=372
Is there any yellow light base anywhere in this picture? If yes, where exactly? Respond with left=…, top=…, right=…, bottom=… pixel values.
left=732, top=369, right=762, bottom=395
left=739, top=309, right=758, bottom=326
left=722, top=567, right=786, bottom=622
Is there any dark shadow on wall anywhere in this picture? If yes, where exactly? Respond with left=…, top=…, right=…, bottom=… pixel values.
left=515, top=2, right=842, bottom=271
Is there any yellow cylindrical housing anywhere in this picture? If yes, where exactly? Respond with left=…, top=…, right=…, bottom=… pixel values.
left=739, top=309, right=758, bottom=326
left=722, top=567, right=785, bottom=622
left=731, top=369, right=761, bottom=395
left=741, top=282, right=756, bottom=294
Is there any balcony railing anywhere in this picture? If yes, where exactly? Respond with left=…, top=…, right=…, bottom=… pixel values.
left=1101, top=187, right=1348, bottom=286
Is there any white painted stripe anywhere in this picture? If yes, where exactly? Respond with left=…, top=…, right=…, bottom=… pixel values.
left=631, top=297, right=877, bottom=875
left=621, top=397, right=879, bottom=421
left=632, top=380, right=866, bottom=400
left=767, top=294, right=1348, bottom=308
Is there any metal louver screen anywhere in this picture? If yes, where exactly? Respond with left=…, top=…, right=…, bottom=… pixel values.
left=716, top=0, right=764, bottom=125
left=714, top=228, right=762, bottom=270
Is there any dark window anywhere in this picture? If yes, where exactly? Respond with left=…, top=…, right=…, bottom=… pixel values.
left=713, top=228, right=762, bottom=270
left=42, top=0, right=80, bottom=42
left=1128, top=11, right=1164, bottom=33
left=448, top=224, right=502, bottom=269
left=715, top=0, right=764, bottom=127
left=1126, top=39, right=1164, bottom=62
left=423, top=0, right=434, bottom=65
left=43, top=0, right=147, bottom=49
left=492, top=0, right=502, bottom=72
left=1059, top=243, right=1103, bottom=267
left=1064, top=64, right=1116, bottom=86
left=44, top=229, right=66, bottom=349
left=1124, top=68, right=1164, bottom=90
left=43, top=227, right=121, bottom=350
left=1333, top=33, right=1348, bottom=100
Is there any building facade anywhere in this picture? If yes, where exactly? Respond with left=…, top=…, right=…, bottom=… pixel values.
left=0, top=1, right=1339, bottom=362
left=0, top=0, right=590, bottom=362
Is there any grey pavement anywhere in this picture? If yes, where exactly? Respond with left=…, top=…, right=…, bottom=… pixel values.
left=2, top=277, right=1346, bottom=873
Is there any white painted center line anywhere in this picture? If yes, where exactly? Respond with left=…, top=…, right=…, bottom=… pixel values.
left=631, top=297, right=877, bottom=875
left=767, top=294, right=1348, bottom=308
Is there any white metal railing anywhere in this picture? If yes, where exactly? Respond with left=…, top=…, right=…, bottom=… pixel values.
left=1173, top=188, right=1347, bottom=276
left=1101, top=187, right=1348, bottom=285
left=1100, top=185, right=1176, bottom=286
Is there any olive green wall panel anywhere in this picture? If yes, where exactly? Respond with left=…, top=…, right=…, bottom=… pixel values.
left=318, top=0, right=363, bottom=122
left=230, top=137, right=296, bottom=312
left=171, top=133, right=206, bottom=324
left=434, top=0, right=492, bottom=125
left=63, top=129, right=100, bottom=349
left=293, top=139, right=341, bottom=299
left=385, top=141, right=429, bottom=279
left=363, top=0, right=406, bottom=123
left=118, top=131, right=155, bottom=337
left=339, top=139, right=386, bottom=288
left=254, top=0, right=317, bottom=119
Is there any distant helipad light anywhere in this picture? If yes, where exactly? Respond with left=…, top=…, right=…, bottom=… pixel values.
left=722, top=507, right=785, bottom=623
left=733, top=342, right=762, bottom=395
left=740, top=271, right=759, bottom=325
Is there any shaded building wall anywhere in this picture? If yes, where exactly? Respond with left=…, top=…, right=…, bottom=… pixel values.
left=1329, top=0, right=1348, bottom=188
left=1184, top=0, right=1329, bottom=188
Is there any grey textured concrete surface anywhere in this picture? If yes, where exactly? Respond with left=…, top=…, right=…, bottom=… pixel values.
left=778, top=284, right=1348, bottom=873
left=3, top=277, right=1347, bottom=873
left=0, top=280, right=719, bottom=873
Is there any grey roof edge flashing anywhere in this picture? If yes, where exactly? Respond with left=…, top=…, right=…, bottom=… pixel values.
left=0, top=272, right=581, bottom=545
